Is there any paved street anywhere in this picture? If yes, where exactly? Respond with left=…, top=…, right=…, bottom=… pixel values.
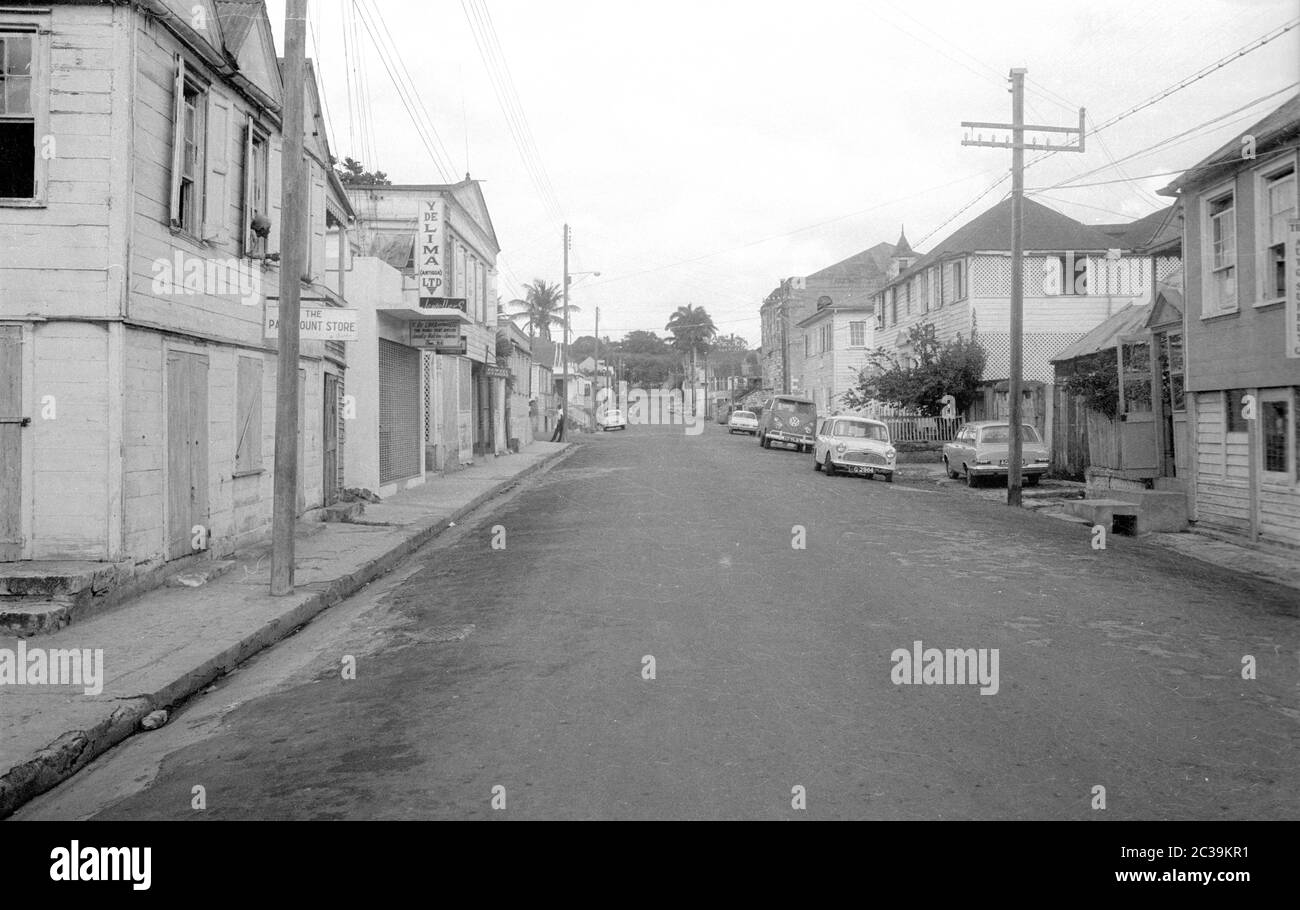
left=20, top=424, right=1300, bottom=820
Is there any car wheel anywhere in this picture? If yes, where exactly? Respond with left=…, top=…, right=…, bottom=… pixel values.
left=965, top=466, right=979, bottom=488
left=1024, top=474, right=1040, bottom=487
left=944, top=456, right=959, bottom=480
left=813, top=452, right=822, bottom=471
left=824, top=454, right=836, bottom=476
left=883, top=472, right=894, bottom=484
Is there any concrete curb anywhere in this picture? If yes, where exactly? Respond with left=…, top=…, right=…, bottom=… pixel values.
left=0, top=444, right=575, bottom=819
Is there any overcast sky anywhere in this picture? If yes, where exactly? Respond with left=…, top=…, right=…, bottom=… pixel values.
left=268, top=0, right=1299, bottom=346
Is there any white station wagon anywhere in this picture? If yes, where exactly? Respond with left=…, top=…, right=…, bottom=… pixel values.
left=813, top=416, right=896, bottom=481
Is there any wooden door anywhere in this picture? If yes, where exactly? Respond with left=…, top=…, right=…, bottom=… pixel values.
left=323, top=372, right=339, bottom=505
left=0, top=326, right=23, bottom=561
left=166, top=351, right=209, bottom=559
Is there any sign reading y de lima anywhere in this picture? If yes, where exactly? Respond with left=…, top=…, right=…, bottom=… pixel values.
left=1287, top=218, right=1300, bottom=359
left=264, top=305, right=359, bottom=341
left=409, top=319, right=466, bottom=354
left=418, top=197, right=447, bottom=300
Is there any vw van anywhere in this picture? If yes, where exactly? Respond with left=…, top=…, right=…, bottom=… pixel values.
left=757, top=395, right=817, bottom=452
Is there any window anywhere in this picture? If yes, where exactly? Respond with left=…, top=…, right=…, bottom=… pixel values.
left=1261, top=393, right=1290, bottom=475
left=169, top=56, right=207, bottom=235
left=820, top=323, right=831, bottom=353
left=850, top=321, right=866, bottom=347
left=890, top=289, right=897, bottom=326
left=874, top=299, right=884, bottom=330
left=949, top=259, right=966, bottom=301
left=904, top=279, right=912, bottom=316
left=1158, top=331, right=1185, bottom=412
left=243, top=120, right=269, bottom=256
left=1204, top=189, right=1236, bottom=314
left=234, top=357, right=263, bottom=474
left=1225, top=388, right=1249, bottom=433
left=804, top=334, right=810, bottom=357
left=919, top=270, right=930, bottom=313
left=0, top=32, right=36, bottom=199
left=1260, top=166, right=1296, bottom=302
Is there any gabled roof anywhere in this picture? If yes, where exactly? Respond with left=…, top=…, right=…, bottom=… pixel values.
left=219, top=2, right=281, bottom=112
left=371, top=180, right=501, bottom=255
left=1162, top=93, right=1300, bottom=196
left=215, top=0, right=259, bottom=52
left=887, top=197, right=1139, bottom=290
left=807, top=241, right=895, bottom=282
left=1093, top=204, right=1179, bottom=251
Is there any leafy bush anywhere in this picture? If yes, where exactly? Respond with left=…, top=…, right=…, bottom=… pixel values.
left=842, top=324, right=987, bottom=416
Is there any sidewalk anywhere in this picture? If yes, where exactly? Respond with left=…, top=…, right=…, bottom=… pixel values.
left=894, top=461, right=1300, bottom=594
left=0, top=441, right=573, bottom=818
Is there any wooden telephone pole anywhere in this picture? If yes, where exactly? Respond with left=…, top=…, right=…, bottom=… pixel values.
left=271, top=0, right=308, bottom=595
left=560, top=223, right=569, bottom=441
left=962, top=68, right=1085, bottom=507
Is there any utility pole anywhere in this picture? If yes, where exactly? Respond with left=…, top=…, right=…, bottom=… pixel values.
left=962, top=68, right=1084, bottom=507
left=594, top=305, right=600, bottom=411
left=271, top=0, right=307, bottom=595
left=560, top=223, right=569, bottom=440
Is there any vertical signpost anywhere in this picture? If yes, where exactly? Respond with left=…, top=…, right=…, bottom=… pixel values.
left=962, top=69, right=1086, bottom=507
left=418, top=198, right=446, bottom=301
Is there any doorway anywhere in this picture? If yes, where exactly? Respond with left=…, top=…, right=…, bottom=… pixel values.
left=323, top=372, right=340, bottom=505
left=0, top=326, right=23, bottom=561
left=166, top=351, right=209, bottom=560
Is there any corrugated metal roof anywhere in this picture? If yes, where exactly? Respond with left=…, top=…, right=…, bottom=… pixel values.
left=1051, top=304, right=1151, bottom=363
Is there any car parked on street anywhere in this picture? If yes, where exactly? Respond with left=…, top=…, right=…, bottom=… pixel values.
left=813, top=416, right=896, bottom=481
left=600, top=408, right=627, bottom=431
left=942, top=421, right=1049, bottom=487
left=757, top=395, right=817, bottom=452
left=727, top=410, right=759, bottom=435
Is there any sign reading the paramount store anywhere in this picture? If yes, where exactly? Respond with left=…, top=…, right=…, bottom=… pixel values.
left=264, top=305, right=359, bottom=341
left=1287, top=218, right=1300, bottom=359
left=418, top=198, right=447, bottom=301
left=409, top=319, right=466, bottom=354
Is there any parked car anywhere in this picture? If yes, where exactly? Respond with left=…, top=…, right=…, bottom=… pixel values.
left=757, top=395, right=817, bottom=452
left=600, top=408, right=627, bottom=431
left=727, top=410, right=759, bottom=435
left=813, top=416, right=896, bottom=481
left=942, top=421, right=1049, bottom=487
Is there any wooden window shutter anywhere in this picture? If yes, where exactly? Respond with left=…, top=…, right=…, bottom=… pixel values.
left=169, top=54, right=187, bottom=227
left=242, top=114, right=255, bottom=256
left=235, top=356, right=263, bottom=472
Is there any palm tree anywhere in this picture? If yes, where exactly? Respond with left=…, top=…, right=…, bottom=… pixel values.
left=665, top=304, right=717, bottom=416
left=664, top=303, right=717, bottom=358
left=507, top=279, right=579, bottom=341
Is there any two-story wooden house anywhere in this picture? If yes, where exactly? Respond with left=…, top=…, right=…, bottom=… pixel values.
left=1160, top=94, right=1299, bottom=548
left=0, top=1, right=352, bottom=575
left=870, top=198, right=1181, bottom=436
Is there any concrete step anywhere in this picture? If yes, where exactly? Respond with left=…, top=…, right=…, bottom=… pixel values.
left=0, top=561, right=128, bottom=599
left=0, top=600, right=74, bottom=637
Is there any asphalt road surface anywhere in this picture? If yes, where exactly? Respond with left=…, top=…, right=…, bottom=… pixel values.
left=20, top=424, right=1300, bottom=820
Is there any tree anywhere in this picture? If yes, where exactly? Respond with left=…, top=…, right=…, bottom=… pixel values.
left=505, top=279, right=578, bottom=341
left=334, top=156, right=391, bottom=186
left=664, top=304, right=718, bottom=357
left=620, top=330, right=670, bottom=356
left=842, top=323, right=986, bottom=416
left=712, top=333, right=749, bottom=352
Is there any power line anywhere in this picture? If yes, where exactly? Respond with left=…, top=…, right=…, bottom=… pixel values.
left=460, top=0, right=564, bottom=222
left=351, top=0, right=457, bottom=180
left=361, top=0, right=459, bottom=178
